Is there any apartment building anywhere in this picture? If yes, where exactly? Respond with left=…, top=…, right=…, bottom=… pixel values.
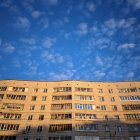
left=0, top=80, right=140, bottom=140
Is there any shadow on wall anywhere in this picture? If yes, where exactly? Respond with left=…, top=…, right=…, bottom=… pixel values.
left=0, top=119, right=140, bottom=140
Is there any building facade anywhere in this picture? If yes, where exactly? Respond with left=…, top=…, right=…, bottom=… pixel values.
left=0, top=80, right=140, bottom=140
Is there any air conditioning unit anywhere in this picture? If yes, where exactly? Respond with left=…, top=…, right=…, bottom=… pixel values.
left=96, top=106, right=100, bottom=109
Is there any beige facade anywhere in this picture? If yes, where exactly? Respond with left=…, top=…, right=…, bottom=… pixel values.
left=0, top=80, right=140, bottom=140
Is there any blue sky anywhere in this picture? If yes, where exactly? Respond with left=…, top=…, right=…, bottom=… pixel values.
left=0, top=0, right=140, bottom=81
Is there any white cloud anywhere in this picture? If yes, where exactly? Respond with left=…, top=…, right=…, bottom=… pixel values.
left=3, top=43, right=15, bottom=53
left=118, top=43, right=135, bottom=49
left=64, top=32, right=71, bottom=39
left=94, top=70, right=105, bottom=78
left=0, top=0, right=19, bottom=13
left=48, top=70, right=74, bottom=80
left=0, top=0, right=12, bottom=8
left=31, top=10, right=42, bottom=18
left=86, top=2, right=95, bottom=12
left=42, top=51, right=64, bottom=63
left=23, top=59, right=40, bottom=77
left=42, top=37, right=56, bottom=48
left=42, top=51, right=54, bottom=61
left=21, top=1, right=33, bottom=12
left=119, top=18, right=136, bottom=28
left=77, top=22, right=88, bottom=35
left=12, top=58, right=21, bottom=68
left=25, top=65, right=38, bottom=76
left=18, top=49, right=31, bottom=57
left=15, top=17, right=30, bottom=30
left=105, top=18, right=116, bottom=29
left=53, top=17, right=69, bottom=27
left=96, top=55, right=104, bottom=65
left=20, top=38, right=36, bottom=45
left=66, top=5, right=73, bottom=15
left=91, top=26, right=98, bottom=33
left=127, top=0, right=140, bottom=9
left=39, top=18, right=49, bottom=29
left=127, top=72, right=134, bottom=78
left=47, top=0, right=58, bottom=5
left=55, top=54, right=64, bottom=63
left=96, top=38, right=110, bottom=49
left=23, top=59, right=34, bottom=67
left=67, top=61, right=74, bottom=68
left=22, top=1, right=43, bottom=19
left=105, top=18, right=136, bottom=29
left=29, top=66, right=38, bottom=75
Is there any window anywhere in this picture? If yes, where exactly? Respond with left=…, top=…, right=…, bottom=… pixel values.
left=118, top=88, right=137, bottom=93
left=25, top=126, right=31, bottom=132
left=115, top=125, right=122, bottom=132
left=103, top=115, right=108, bottom=120
left=28, top=115, right=33, bottom=120
left=75, top=87, right=93, bottom=92
left=51, top=114, right=72, bottom=120
left=12, top=87, right=27, bottom=92
left=130, top=136, right=140, bottom=140
left=75, top=95, right=94, bottom=101
left=75, top=113, right=96, bottom=120
left=6, top=94, right=26, bottom=100
left=0, top=112, right=22, bottom=120
left=0, top=94, right=4, bottom=100
left=39, top=115, right=44, bottom=120
left=30, top=105, right=35, bottom=110
left=1, top=103, right=24, bottom=110
left=112, top=105, right=117, bottom=111
left=49, top=124, right=72, bottom=132
left=110, top=97, right=115, bottom=102
left=42, top=96, right=47, bottom=101
left=128, top=124, right=140, bottom=131
left=108, top=89, right=113, bottom=93
left=98, top=89, right=103, bottom=93
left=75, top=124, right=98, bottom=131
left=104, top=138, right=111, bottom=140
left=52, top=95, right=72, bottom=100
left=0, top=86, right=7, bottom=91
left=36, top=138, right=41, bottom=140
left=104, top=125, right=110, bottom=131
left=40, top=105, right=45, bottom=110
left=75, top=104, right=95, bottom=110
left=120, top=96, right=140, bottom=101
left=49, top=136, right=72, bottom=140
left=100, top=105, right=106, bottom=110
left=122, top=104, right=140, bottom=110
left=75, top=136, right=99, bottom=140
left=31, top=96, right=37, bottom=101
left=0, top=123, right=19, bottom=131
left=53, top=87, right=72, bottom=92
left=0, top=136, right=16, bottom=140
left=51, top=103, right=72, bottom=110
left=99, top=96, right=104, bottom=102
left=125, top=114, right=140, bottom=120
left=37, top=126, right=42, bottom=132
left=43, top=88, right=48, bottom=93
left=114, top=115, right=120, bottom=120
left=33, top=88, right=38, bottom=92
